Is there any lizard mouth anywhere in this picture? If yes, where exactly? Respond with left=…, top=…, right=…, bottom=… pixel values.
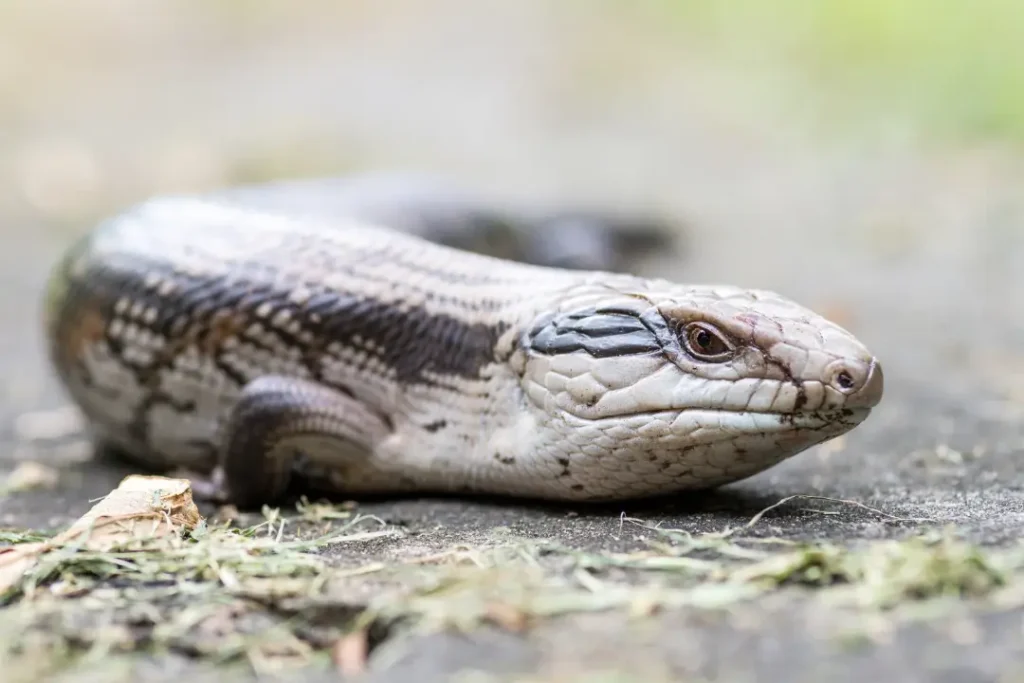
left=566, top=404, right=872, bottom=424
left=562, top=407, right=874, bottom=442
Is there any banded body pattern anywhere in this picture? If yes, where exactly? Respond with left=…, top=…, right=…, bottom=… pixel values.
left=47, top=197, right=593, bottom=494
left=45, top=184, right=883, bottom=504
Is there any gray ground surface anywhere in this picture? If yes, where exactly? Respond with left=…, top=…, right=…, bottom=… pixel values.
left=3, top=2, right=1024, bottom=681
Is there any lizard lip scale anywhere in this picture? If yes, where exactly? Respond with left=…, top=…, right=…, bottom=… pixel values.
left=43, top=184, right=884, bottom=506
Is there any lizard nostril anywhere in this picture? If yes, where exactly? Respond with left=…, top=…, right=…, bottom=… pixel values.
left=827, top=363, right=864, bottom=394
left=827, top=359, right=884, bottom=407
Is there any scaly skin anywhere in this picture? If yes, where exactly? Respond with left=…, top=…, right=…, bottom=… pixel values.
left=43, top=181, right=884, bottom=507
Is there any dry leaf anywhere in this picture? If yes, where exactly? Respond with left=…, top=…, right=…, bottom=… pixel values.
left=60, top=475, right=202, bottom=547
left=0, top=475, right=204, bottom=595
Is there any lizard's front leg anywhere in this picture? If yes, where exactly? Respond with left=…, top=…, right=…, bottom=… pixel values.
left=195, top=375, right=390, bottom=508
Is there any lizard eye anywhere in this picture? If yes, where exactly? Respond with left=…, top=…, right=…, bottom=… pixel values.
left=682, top=322, right=733, bottom=362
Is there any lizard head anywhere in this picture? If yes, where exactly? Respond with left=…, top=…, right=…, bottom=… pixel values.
left=515, top=278, right=883, bottom=500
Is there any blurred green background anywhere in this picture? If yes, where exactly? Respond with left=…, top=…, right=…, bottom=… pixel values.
left=659, top=0, right=1024, bottom=145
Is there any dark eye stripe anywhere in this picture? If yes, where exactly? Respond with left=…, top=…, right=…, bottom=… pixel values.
left=528, top=309, right=661, bottom=357
left=556, top=314, right=646, bottom=338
